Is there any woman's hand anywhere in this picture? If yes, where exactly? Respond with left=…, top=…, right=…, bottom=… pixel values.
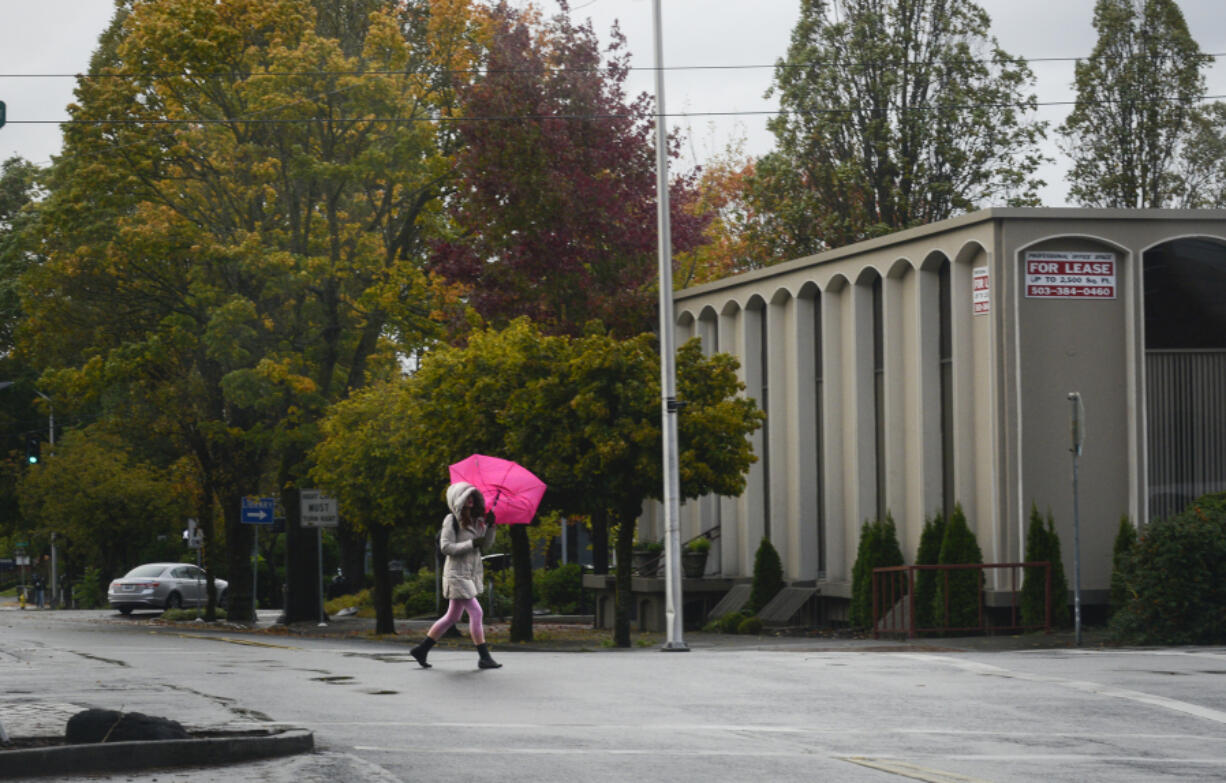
left=484, top=509, right=496, bottom=526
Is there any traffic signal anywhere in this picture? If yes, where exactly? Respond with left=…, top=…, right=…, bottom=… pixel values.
left=25, top=434, right=40, bottom=465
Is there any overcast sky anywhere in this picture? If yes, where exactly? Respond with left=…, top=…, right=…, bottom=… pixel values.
left=2, top=0, right=1224, bottom=206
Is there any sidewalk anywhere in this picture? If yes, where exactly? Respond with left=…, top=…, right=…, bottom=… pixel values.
left=147, top=607, right=1115, bottom=653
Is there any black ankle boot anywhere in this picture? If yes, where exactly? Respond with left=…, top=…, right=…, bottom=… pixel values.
left=476, top=643, right=502, bottom=669
left=410, top=636, right=436, bottom=668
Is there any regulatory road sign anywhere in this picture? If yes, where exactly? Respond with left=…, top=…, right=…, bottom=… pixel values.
left=241, top=497, right=276, bottom=525
left=300, top=490, right=339, bottom=528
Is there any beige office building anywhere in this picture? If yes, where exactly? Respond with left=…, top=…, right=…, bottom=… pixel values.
left=643, top=208, right=1226, bottom=617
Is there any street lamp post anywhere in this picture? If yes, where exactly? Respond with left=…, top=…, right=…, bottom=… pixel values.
left=652, top=0, right=687, bottom=652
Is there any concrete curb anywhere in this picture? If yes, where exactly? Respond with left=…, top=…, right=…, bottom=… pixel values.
left=0, top=728, right=314, bottom=779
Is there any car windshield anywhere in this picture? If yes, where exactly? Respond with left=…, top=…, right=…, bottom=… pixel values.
left=124, top=565, right=166, bottom=578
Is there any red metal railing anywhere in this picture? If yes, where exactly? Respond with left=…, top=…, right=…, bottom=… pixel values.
left=871, top=561, right=1052, bottom=638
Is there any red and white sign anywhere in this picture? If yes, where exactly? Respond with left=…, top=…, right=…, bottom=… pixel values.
left=1024, top=251, right=1116, bottom=299
left=972, top=267, right=990, bottom=315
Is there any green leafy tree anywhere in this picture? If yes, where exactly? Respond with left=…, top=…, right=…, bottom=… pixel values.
left=17, top=428, right=195, bottom=590
left=312, top=319, right=764, bottom=645
left=913, top=513, right=946, bottom=630
left=934, top=503, right=983, bottom=630
left=1176, top=102, right=1226, bottom=208
left=754, top=0, right=1046, bottom=256
left=0, top=156, right=44, bottom=354
left=849, top=514, right=905, bottom=629
left=21, top=0, right=470, bottom=622
left=1111, top=514, right=1138, bottom=615
left=748, top=537, right=785, bottom=615
left=1059, top=0, right=1209, bottom=207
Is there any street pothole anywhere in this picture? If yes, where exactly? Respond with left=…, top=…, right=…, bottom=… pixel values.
left=311, top=675, right=354, bottom=684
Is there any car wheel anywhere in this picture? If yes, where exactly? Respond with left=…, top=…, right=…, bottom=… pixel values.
left=118, top=608, right=132, bottom=615
left=165, top=592, right=182, bottom=610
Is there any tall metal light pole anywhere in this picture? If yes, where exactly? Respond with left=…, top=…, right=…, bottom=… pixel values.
left=34, top=391, right=57, bottom=607
left=652, top=0, right=687, bottom=652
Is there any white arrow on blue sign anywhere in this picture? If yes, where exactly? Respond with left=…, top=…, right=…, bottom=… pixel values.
left=241, top=497, right=276, bottom=525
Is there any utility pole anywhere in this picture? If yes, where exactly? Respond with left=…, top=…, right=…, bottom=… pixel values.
left=1068, top=392, right=1084, bottom=647
left=652, top=0, right=687, bottom=652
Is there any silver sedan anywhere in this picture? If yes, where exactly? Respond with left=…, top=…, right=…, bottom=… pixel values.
left=108, top=562, right=228, bottom=614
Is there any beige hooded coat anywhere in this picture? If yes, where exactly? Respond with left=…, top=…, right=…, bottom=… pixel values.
left=440, top=482, right=497, bottom=600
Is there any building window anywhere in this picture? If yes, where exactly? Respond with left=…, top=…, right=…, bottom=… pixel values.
left=760, top=305, right=771, bottom=539
left=872, top=276, right=885, bottom=521
left=814, top=294, right=825, bottom=577
left=939, top=260, right=954, bottom=520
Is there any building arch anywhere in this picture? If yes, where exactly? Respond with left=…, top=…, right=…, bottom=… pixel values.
left=1140, top=236, right=1226, bottom=520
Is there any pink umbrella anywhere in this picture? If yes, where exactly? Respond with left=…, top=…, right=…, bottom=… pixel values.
left=448, top=454, right=546, bottom=525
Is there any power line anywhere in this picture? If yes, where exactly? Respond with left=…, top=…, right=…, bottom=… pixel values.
left=5, top=93, right=1223, bottom=126
left=0, top=51, right=1221, bottom=80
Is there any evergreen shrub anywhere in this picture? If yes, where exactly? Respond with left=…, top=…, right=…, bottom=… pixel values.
left=748, top=537, right=784, bottom=614
left=394, top=569, right=438, bottom=618
left=1110, top=515, right=1137, bottom=615
left=703, top=611, right=749, bottom=634
left=1021, top=505, right=1070, bottom=628
left=934, top=504, right=983, bottom=630
left=914, top=513, right=946, bottom=630
left=536, top=563, right=584, bottom=614
left=849, top=514, right=905, bottom=629
left=1110, top=494, right=1226, bottom=645
left=736, top=616, right=764, bottom=635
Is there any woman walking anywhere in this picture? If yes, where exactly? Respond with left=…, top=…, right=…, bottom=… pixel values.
left=410, top=481, right=501, bottom=669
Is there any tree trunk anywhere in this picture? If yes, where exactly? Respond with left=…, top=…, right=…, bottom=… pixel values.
left=370, top=524, right=395, bottom=635
left=509, top=525, right=533, bottom=642
left=224, top=490, right=256, bottom=624
left=592, top=507, right=609, bottom=574
left=198, top=484, right=219, bottom=621
left=613, top=511, right=635, bottom=648
left=336, top=519, right=367, bottom=595
left=281, top=485, right=322, bottom=623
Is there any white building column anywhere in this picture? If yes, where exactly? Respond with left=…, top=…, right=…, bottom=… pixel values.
left=719, top=303, right=745, bottom=577
left=740, top=301, right=768, bottom=575
left=782, top=291, right=819, bottom=580
left=904, top=266, right=944, bottom=546
left=847, top=276, right=879, bottom=531
left=951, top=260, right=978, bottom=517
left=820, top=282, right=848, bottom=583
left=882, top=270, right=907, bottom=542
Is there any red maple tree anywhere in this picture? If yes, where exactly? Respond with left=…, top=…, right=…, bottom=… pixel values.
left=430, top=3, right=707, bottom=338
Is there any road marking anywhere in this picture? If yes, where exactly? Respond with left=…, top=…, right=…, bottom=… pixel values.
left=164, top=632, right=297, bottom=649
left=911, top=655, right=1226, bottom=726
left=843, top=757, right=991, bottom=782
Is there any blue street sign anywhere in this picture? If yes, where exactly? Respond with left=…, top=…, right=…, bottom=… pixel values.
left=241, top=497, right=276, bottom=525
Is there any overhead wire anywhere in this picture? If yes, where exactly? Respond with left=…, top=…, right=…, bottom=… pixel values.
left=0, top=50, right=1222, bottom=79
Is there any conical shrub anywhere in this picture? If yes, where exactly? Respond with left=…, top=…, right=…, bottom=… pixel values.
left=934, top=504, right=983, bottom=630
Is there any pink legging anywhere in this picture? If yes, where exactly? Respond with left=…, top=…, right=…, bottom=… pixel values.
left=427, top=598, right=484, bottom=644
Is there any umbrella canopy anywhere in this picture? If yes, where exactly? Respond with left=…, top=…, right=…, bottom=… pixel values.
left=448, top=454, right=546, bottom=525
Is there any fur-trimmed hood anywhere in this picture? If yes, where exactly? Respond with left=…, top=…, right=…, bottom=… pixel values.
left=445, top=482, right=484, bottom=520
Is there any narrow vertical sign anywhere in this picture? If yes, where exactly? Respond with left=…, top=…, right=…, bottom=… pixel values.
left=972, top=267, right=990, bottom=315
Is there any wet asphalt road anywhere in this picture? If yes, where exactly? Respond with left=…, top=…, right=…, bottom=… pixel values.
left=3, top=608, right=1226, bottom=782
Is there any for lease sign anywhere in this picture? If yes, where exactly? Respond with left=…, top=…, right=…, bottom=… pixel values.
left=1024, top=251, right=1116, bottom=299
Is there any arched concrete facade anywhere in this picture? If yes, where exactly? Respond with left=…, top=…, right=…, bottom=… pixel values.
left=647, top=208, right=1226, bottom=614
